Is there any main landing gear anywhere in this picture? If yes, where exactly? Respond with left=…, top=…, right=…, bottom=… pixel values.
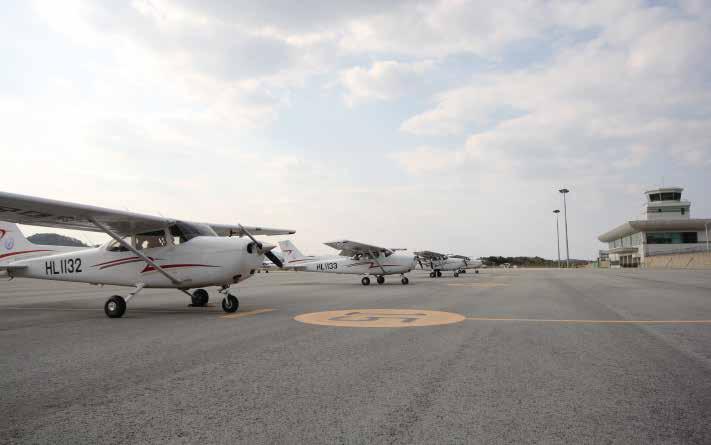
left=104, top=283, right=145, bottom=318
left=191, top=288, right=209, bottom=306
left=105, top=295, right=127, bottom=318
left=401, top=275, right=409, bottom=285
left=429, top=270, right=443, bottom=278
left=377, top=276, right=385, bottom=285
left=361, top=276, right=371, bottom=286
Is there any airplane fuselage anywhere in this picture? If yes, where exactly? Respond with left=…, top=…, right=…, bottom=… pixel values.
left=8, top=236, right=264, bottom=289
left=298, top=254, right=415, bottom=276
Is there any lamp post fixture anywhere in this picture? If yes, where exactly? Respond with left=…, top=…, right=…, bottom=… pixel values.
left=559, top=188, right=570, bottom=268
left=553, top=210, right=561, bottom=268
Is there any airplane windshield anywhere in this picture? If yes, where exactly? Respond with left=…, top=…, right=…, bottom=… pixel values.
left=170, top=222, right=217, bottom=244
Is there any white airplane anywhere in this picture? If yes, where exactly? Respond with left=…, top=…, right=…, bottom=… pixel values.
left=278, top=240, right=416, bottom=285
left=0, top=191, right=294, bottom=318
left=415, top=251, right=481, bottom=277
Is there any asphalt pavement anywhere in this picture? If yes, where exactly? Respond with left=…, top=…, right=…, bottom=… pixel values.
left=1, top=268, right=711, bottom=444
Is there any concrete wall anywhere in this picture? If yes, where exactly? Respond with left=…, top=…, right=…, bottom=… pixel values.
left=644, top=251, right=711, bottom=269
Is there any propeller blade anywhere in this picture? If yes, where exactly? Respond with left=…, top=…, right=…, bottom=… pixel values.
left=237, top=224, right=262, bottom=249
left=265, top=250, right=283, bottom=268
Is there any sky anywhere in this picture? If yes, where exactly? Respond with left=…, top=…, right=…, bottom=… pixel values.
left=2, top=0, right=710, bottom=259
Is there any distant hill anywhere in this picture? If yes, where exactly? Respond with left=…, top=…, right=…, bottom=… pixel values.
left=480, top=256, right=589, bottom=268
left=27, top=233, right=88, bottom=247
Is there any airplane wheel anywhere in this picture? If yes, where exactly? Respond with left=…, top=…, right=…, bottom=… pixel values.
left=429, top=272, right=435, bottom=278
left=436, top=271, right=442, bottom=278
left=377, top=276, right=385, bottom=285
left=475, top=270, right=479, bottom=274
left=462, top=270, right=467, bottom=274
left=191, top=289, right=209, bottom=306
left=401, top=277, right=409, bottom=285
left=361, top=277, right=371, bottom=286
left=104, top=295, right=126, bottom=318
left=221, top=294, right=239, bottom=313
left=454, top=272, right=459, bottom=277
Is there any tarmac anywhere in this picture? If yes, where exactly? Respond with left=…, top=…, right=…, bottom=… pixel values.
left=2, top=268, right=711, bottom=444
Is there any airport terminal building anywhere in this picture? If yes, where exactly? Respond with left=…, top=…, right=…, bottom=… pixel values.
left=598, top=187, right=711, bottom=268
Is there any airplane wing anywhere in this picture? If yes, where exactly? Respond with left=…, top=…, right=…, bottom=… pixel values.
left=414, top=250, right=447, bottom=259
left=0, top=191, right=170, bottom=235
left=210, top=224, right=295, bottom=237
left=324, top=240, right=397, bottom=257
left=0, top=191, right=295, bottom=238
left=449, top=255, right=470, bottom=260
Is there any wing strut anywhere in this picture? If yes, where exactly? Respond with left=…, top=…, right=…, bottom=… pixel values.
left=370, top=251, right=387, bottom=275
left=89, top=217, right=182, bottom=286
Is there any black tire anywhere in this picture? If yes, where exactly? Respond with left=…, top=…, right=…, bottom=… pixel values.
left=454, top=272, right=459, bottom=277
left=221, top=294, right=239, bottom=313
left=104, top=295, right=126, bottom=318
left=475, top=270, right=479, bottom=274
left=462, top=270, right=467, bottom=274
left=191, top=289, right=209, bottom=306
left=361, top=276, right=371, bottom=286
left=436, top=270, right=442, bottom=278
left=401, top=277, right=409, bottom=285
left=377, top=276, right=385, bottom=285
left=429, top=272, right=435, bottom=278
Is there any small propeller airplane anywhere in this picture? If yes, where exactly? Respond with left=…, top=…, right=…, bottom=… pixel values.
left=278, top=240, right=416, bottom=285
left=415, top=251, right=482, bottom=278
left=0, top=191, right=294, bottom=318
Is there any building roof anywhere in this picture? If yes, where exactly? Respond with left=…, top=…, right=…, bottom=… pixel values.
left=598, top=219, right=711, bottom=242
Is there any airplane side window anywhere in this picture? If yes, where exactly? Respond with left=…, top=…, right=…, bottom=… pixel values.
left=135, top=230, right=167, bottom=250
left=107, top=236, right=133, bottom=252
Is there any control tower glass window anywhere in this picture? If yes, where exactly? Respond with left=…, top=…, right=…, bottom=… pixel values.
left=649, top=194, right=661, bottom=202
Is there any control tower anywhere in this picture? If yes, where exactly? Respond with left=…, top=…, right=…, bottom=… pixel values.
left=643, top=187, right=690, bottom=220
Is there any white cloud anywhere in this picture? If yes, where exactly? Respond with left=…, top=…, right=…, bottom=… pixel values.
left=339, top=60, right=435, bottom=106
left=397, top=3, right=711, bottom=174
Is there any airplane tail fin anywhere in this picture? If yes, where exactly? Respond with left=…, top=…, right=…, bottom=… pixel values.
left=0, top=221, right=56, bottom=265
left=278, top=240, right=307, bottom=264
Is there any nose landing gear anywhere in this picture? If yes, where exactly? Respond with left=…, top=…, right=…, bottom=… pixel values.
left=221, top=294, right=239, bottom=313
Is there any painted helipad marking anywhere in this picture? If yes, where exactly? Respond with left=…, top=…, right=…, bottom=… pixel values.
left=465, top=317, right=711, bottom=324
left=220, top=308, right=275, bottom=319
left=295, top=309, right=466, bottom=328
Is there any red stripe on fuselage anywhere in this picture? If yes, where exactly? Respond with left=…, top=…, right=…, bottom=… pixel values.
left=0, top=249, right=54, bottom=260
left=141, top=264, right=219, bottom=273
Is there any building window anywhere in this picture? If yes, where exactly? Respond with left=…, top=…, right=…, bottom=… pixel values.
left=681, top=208, right=685, bottom=215
left=649, top=194, right=661, bottom=202
left=646, top=232, right=698, bottom=244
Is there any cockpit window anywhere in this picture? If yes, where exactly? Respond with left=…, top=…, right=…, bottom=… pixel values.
left=135, top=230, right=168, bottom=250
left=107, top=236, right=133, bottom=252
left=170, top=222, right=217, bottom=244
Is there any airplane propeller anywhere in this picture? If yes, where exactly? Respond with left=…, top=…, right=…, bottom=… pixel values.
left=237, top=224, right=284, bottom=268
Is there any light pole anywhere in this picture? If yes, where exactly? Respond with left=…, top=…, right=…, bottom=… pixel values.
left=559, top=188, right=570, bottom=268
left=553, top=210, right=561, bottom=268
left=706, top=222, right=709, bottom=253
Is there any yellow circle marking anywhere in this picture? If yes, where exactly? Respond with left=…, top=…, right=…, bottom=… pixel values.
left=295, top=309, right=466, bottom=328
